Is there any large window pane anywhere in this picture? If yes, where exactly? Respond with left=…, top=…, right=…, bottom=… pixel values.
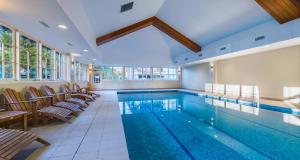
left=20, top=35, right=37, bottom=80
left=161, top=68, right=169, bottom=80
left=153, top=68, right=161, bottom=80
left=101, top=66, right=113, bottom=80
left=0, top=25, right=13, bottom=79
left=143, top=68, right=151, bottom=79
left=169, top=68, right=177, bottom=80
left=125, top=67, right=133, bottom=80
left=55, top=52, right=61, bottom=80
left=134, top=67, right=143, bottom=80
left=42, top=46, right=52, bottom=80
left=112, top=67, right=123, bottom=80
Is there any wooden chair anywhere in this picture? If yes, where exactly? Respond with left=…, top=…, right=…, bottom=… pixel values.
left=26, top=87, right=73, bottom=123
left=74, top=83, right=100, bottom=99
left=41, top=86, right=83, bottom=113
left=44, top=85, right=87, bottom=108
left=0, top=128, right=50, bottom=160
left=63, top=85, right=94, bottom=103
left=3, top=88, right=72, bottom=126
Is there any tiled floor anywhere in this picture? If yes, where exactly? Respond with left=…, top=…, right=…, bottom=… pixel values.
left=13, top=91, right=129, bottom=160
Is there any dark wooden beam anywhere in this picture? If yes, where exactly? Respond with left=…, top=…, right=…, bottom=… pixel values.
left=96, top=16, right=201, bottom=53
left=152, top=17, right=201, bottom=52
left=96, top=17, right=155, bottom=46
left=255, top=0, right=300, bottom=24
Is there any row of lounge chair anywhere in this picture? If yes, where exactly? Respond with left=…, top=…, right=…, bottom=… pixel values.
left=201, top=83, right=260, bottom=103
left=0, top=83, right=100, bottom=160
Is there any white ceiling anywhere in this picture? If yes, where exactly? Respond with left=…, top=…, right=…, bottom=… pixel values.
left=0, top=0, right=96, bottom=64
left=0, top=0, right=273, bottom=66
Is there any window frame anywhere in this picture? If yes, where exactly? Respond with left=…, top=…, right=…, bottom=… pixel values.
left=0, top=23, right=15, bottom=80
left=19, top=34, right=38, bottom=80
left=41, top=45, right=53, bottom=80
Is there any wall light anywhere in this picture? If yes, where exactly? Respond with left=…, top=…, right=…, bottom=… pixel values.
left=58, top=24, right=67, bottom=29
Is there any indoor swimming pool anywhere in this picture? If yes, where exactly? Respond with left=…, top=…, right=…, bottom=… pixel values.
left=118, top=91, right=300, bottom=160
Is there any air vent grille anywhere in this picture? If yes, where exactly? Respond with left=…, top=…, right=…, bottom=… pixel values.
left=121, top=2, right=134, bottom=13
left=255, top=35, right=266, bottom=41
left=39, top=21, right=50, bottom=28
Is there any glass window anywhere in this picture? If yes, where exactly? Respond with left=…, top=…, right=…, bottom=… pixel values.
left=101, top=66, right=113, bottom=80
left=0, top=25, right=14, bottom=79
left=19, top=35, right=37, bottom=80
left=133, top=67, right=143, bottom=80
left=112, top=67, right=123, bottom=80
left=61, top=54, right=69, bottom=81
left=125, top=67, right=133, bottom=80
left=153, top=68, right=161, bottom=80
left=143, top=68, right=151, bottom=79
left=55, top=52, right=61, bottom=80
left=161, top=68, right=169, bottom=80
left=75, top=62, right=81, bottom=81
left=169, top=68, right=178, bottom=80
left=42, top=46, right=52, bottom=80
left=93, top=65, right=101, bottom=83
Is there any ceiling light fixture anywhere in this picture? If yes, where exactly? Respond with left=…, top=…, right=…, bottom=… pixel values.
left=92, top=59, right=96, bottom=61
left=58, top=24, right=67, bottom=29
left=83, top=49, right=88, bottom=52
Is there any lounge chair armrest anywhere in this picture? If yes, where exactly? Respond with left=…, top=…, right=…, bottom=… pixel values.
left=5, top=100, right=38, bottom=105
left=0, top=109, right=5, bottom=112
left=55, top=92, right=67, bottom=95
left=29, top=95, right=53, bottom=100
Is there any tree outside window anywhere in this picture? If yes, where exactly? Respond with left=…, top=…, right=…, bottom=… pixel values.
left=20, top=35, right=37, bottom=80
left=0, top=25, right=13, bottom=79
left=42, top=46, right=52, bottom=80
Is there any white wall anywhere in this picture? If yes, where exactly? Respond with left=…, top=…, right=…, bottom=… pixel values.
left=91, top=80, right=180, bottom=90
left=182, top=63, right=212, bottom=91
left=181, top=45, right=300, bottom=99
left=216, top=46, right=300, bottom=99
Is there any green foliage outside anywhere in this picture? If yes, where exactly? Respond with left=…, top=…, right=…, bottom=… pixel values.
left=20, top=35, right=37, bottom=79
left=0, top=25, right=13, bottom=79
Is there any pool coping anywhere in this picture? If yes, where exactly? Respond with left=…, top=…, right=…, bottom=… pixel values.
left=117, top=89, right=300, bottom=115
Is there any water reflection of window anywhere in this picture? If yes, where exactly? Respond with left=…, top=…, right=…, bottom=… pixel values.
left=169, top=99, right=177, bottom=110
left=213, top=99, right=225, bottom=107
left=225, top=102, right=240, bottom=111
left=241, top=105, right=259, bottom=115
left=283, top=114, right=300, bottom=126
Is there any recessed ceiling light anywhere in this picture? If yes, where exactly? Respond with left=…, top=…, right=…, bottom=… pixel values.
left=67, top=42, right=73, bottom=46
left=71, top=53, right=82, bottom=57
left=58, top=24, right=67, bottom=29
left=93, top=59, right=96, bottom=61
left=83, top=49, right=88, bottom=52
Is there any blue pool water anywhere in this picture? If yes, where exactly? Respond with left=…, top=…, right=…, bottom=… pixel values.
left=118, top=91, right=300, bottom=160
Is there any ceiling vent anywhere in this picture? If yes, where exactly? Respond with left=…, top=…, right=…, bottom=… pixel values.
left=67, top=42, right=73, bottom=46
left=254, top=35, right=266, bottom=42
left=121, top=2, right=134, bottom=13
left=39, top=21, right=50, bottom=28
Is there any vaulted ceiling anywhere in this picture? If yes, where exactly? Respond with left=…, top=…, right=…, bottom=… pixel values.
left=0, top=0, right=280, bottom=66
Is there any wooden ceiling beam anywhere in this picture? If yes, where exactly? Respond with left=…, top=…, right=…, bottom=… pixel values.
left=255, top=0, right=300, bottom=24
left=96, top=16, right=201, bottom=53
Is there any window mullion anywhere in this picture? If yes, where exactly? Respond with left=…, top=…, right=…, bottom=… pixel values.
left=2, top=43, right=4, bottom=79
